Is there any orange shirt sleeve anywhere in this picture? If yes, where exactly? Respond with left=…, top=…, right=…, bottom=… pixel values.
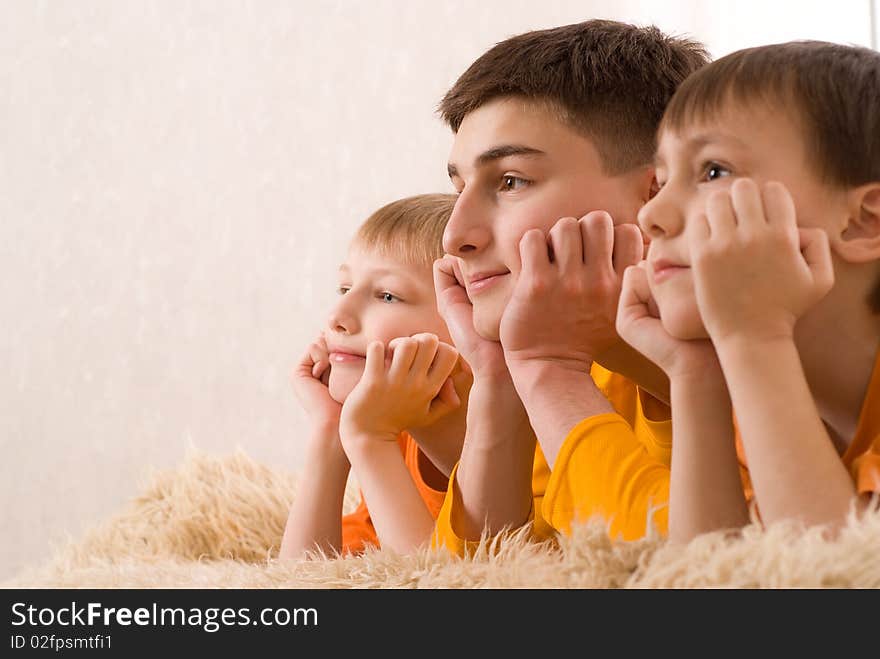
left=542, top=413, right=670, bottom=541
left=432, top=445, right=555, bottom=556
left=341, top=432, right=447, bottom=555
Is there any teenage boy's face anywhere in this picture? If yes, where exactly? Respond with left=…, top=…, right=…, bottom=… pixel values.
left=324, top=244, right=452, bottom=403
left=640, top=102, right=848, bottom=339
left=444, top=97, right=647, bottom=340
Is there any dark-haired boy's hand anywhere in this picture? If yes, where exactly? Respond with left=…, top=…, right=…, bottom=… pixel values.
left=689, top=179, right=834, bottom=347
left=433, top=254, right=509, bottom=379
left=500, top=212, right=642, bottom=373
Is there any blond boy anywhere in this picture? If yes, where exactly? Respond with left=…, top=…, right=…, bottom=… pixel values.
left=280, top=194, right=471, bottom=558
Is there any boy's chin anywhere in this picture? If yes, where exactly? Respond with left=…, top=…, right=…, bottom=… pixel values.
left=660, top=311, right=710, bottom=341
left=328, top=372, right=360, bottom=404
left=471, top=304, right=502, bottom=342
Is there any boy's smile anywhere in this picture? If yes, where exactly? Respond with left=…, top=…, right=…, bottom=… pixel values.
left=324, top=245, right=451, bottom=403
left=443, top=96, right=649, bottom=341
left=640, top=102, right=852, bottom=340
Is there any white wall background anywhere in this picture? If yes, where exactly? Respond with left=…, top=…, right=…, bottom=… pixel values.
left=1, top=0, right=874, bottom=582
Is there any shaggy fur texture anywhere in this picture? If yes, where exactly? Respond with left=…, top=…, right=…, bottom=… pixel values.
left=7, top=449, right=880, bottom=588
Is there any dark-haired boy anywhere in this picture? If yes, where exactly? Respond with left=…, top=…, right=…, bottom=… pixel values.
left=617, top=41, right=880, bottom=541
left=431, top=20, right=710, bottom=553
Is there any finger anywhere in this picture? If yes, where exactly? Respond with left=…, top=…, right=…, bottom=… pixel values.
left=729, top=178, right=766, bottom=232
left=799, top=227, right=835, bottom=294
left=705, top=190, right=737, bottom=240
left=408, top=333, right=440, bottom=376
left=762, top=181, right=798, bottom=232
left=363, top=341, right=386, bottom=382
left=616, top=263, right=655, bottom=329
left=580, top=211, right=615, bottom=277
left=519, top=229, right=551, bottom=278
left=432, top=376, right=461, bottom=414
left=433, top=255, right=462, bottom=298
left=426, top=342, right=459, bottom=387
left=612, top=223, right=644, bottom=279
left=547, top=217, right=583, bottom=273
left=388, top=337, right=418, bottom=380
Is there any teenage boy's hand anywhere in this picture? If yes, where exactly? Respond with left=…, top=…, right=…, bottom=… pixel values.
left=292, top=334, right=343, bottom=428
left=616, top=262, right=722, bottom=380
left=500, top=212, right=643, bottom=373
left=433, top=254, right=508, bottom=378
left=339, top=333, right=461, bottom=443
left=688, top=179, right=834, bottom=346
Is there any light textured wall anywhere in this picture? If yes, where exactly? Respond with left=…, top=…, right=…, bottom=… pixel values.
left=1, top=0, right=873, bottom=582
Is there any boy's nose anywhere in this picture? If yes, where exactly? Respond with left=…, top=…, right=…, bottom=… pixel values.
left=326, top=298, right=360, bottom=335
left=638, top=186, right=685, bottom=240
left=442, top=190, right=491, bottom=256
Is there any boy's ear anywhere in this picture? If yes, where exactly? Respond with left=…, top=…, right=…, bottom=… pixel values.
left=648, top=173, right=661, bottom=201
left=835, top=183, right=880, bottom=263
left=634, top=165, right=658, bottom=203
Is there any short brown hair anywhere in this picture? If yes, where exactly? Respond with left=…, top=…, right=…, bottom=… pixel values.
left=662, top=41, right=880, bottom=188
left=354, top=193, right=457, bottom=266
left=438, top=19, right=709, bottom=174
left=662, top=41, right=880, bottom=313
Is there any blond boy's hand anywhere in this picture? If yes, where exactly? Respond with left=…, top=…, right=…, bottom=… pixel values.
left=433, top=255, right=508, bottom=378
left=339, top=333, right=461, bottom=443
left=616, top=262, right=722, bottom=380
left=292, top=334, right=343, bottom=428
left=688, top=179, right=834, bottom=346
left=500, top=212, right=643, bottom=371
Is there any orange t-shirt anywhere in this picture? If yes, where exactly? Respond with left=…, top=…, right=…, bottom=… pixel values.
left=341, top=431, right=448, bottom=554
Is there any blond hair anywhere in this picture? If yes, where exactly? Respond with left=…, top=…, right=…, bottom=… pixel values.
left=354, top=193, right=457, bottom=266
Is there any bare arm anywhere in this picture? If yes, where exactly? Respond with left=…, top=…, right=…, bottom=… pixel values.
left=451, top=372, right=536, bottom=538
left=717, top=339, right=854, bottom=527
left=505, top=362, right=612, bottom=469
left=342, top=436, right=435, bottom=552
left=433, top=255, right=537, bottom=541
left=689, top=180, right=852, bottom=529
left=279, top=423, right=350, bottom=559
left=668, top=373, right=748, bottom=543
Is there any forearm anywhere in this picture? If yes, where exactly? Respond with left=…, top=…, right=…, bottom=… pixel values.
left=344, top=437, right=434, bottom=553
left=279, top=425, right=350, bottom=560
left=668, top=374, right=748, bottom=543
left=452, top=373, right=536, bottom=539
left=507, top=360, right=613, bottom=468
left=717, top=338, right=856, bottom=528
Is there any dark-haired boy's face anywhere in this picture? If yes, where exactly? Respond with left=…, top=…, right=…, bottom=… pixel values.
left=444, top=97, right=650, bottom=340
left=640, top=102, right=850, bottom=339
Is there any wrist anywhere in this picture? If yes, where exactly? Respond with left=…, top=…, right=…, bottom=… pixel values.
left=714, top=334, right=797, bottom=365
left=340, top=431, right=401, bottom=462
left=339, top=427, right=400, bottom=451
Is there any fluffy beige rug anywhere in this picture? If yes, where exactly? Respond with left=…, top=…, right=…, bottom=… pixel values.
left=7, top=449, right=880, bottom=588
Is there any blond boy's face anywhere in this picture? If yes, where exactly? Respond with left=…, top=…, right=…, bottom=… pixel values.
left=641, top=102, right=849, bottom=339
left=324, top=244, right=451, bottom=403
left=444, top=97, right=648, bottom=340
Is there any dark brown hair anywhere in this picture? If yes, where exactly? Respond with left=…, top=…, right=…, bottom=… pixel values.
left=438, top=19, right=709, bottom=174
left=662, top=41, right=880, bottom=188
left=662, top=41, right=880, bottom=311
left=354, top=193, right=457, bottom=266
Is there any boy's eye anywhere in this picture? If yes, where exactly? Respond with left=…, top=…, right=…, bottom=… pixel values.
left=701, top=162, right=732, bottom=182
left=337, top=286, right=350, bottom=295
left=500, top=175, right=529, bottom=191
left=379, top=291, right=401, bottom=303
